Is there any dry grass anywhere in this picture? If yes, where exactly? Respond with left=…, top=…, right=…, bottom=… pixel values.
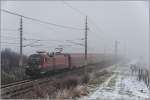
left=1, top=67, right=28, bottom=85
left=48, top=70, right=110, bottom=99
left=30, top=60, right=116, bottom=99
left=54, top=89, right=71, bottom=99
left=32, top=82, right=47, bottom=98
left=35, top=70, right=110, bottom=99
left=53, top=71, right=111, bottom=99
left=32, top=75, right=90, bottom=99
left=54, top=85, right=89, bottom=99
left=53, top=75, right=80, bottom=90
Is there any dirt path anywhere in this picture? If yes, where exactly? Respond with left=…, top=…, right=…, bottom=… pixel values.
left=83, top=64, right=150, bottom=100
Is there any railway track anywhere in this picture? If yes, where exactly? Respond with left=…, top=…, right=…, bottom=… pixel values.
left=1, top=77, right=55, bottom=99
left=1, top=61, right=115, bottom=99
left=0, top=67, right=89, bottom=98
left=1, top=68, right=77, bottom=99
left=1, top=80, right=32, bottom=88
left=1, top=79, right=33, bottom=99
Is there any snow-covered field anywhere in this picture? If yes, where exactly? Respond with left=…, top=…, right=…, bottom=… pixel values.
left=83, top=64, right=150, bottom=100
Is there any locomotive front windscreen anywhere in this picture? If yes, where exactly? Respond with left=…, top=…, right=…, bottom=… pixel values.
left=28, top=54, right=41, bottom=65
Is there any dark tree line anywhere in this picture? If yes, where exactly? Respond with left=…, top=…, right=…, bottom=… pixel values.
left=1, top=48, right=28, bottom=84
left=1, top=48, right=28, bottom=71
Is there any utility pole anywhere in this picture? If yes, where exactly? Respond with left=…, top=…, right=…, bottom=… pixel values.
left=148, top=1, right=150, bottom=77
left=19, top=16, right=23, bottom=67
left=115, top=40, right=118, bottom=67
left=85, top=16, right=88, bottom=65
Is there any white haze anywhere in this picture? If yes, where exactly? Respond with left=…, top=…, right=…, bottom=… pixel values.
left=1, top=1, right=149, bottom=66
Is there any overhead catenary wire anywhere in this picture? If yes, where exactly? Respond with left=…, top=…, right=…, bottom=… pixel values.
left=1, top=42, right=19, bottom=44
left=23, top=42, right=84, bottom=49
left=31, top=44, right=84, bottom=48
left=1, top=28, right=19, bottom=31
left=62, top=1, right=105, bottom=37
left=1, top=33, right=69, bottom=42
left=31, top=39, right=84, bottom=47
left=1, top=44, right=19, bottom=47
left=61, top=1, right=105, bottom=49
left=62, top=1, right=87, bottom=17
left=1, top=35, right=84, bottom=45
left=1, top=39, right=84, bottom=48
left=1, top=35, right=20, bottom=39
left=1, top=8, right=85, bottom=53
left=66, top=40, right=84, bottom=46
left=1, top=9, right=85, bottom=54
left=23, top=37, right=83, bottom=42
left=2, top=32, right=84, bottom=42
left=1, top=9, right=84, bottom=31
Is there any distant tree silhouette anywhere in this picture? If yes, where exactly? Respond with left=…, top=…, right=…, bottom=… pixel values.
left=1, top=48, right=27, bottom=72
left=1, top=48, right=28, bottom=84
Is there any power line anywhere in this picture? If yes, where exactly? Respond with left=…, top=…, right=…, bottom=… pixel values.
left=66, top=40, right=84, bottom=46
left=62, top=1, right=86, bottom=17
left=1, top=41, right=84, bottom=49
left=61, top=2, right=105, bottom=37
left=1, top=35, right=20, bottom=39
left=62, top=2, right=102, bottom=44
left=23, top=37, right=84, bottom=48
left=23, top=38, right=64, bottom=42
left=1, top=28, right=19, bottom=31
left=24, top=42, right=84, bottom=49
left=1, top=33, right=67, bottom=42
left=23, top=36, right=83, bottom=42
left=1, top=44, right=19, bottom=46
left=1, top=42, right=19, bottom=44
left=1, top=35, right=84, bottom=45
left=62, top=1, right=105, bottom=56
left=23, top=40, right=40, bottom=47
left=37, top=39, right=84, bottom=47
left=1, top=9, right=84, bottom=31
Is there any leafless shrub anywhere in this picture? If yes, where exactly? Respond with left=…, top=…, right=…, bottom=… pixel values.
left=54, top=85, right=88, bottom=99
left=32, top=82, right=48, bottom=98
left=81, top=74, right=90, bottom=84
left=54, top=89, right=71, bottom=99
left=64, top=76, right=79, bottom=89
left=1, top=48, right=28, bottom=84
left=72, top=85, right=89, bottom=97
left=53, top=76, right=79, bottom=90
left=137, top=68, right=150, bottom=89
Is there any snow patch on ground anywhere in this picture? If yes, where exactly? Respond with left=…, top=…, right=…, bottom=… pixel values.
left=83, top=65, right=150, bottom=100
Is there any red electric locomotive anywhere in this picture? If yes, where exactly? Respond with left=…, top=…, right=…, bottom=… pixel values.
left=25, top=51, right=72, bottom=76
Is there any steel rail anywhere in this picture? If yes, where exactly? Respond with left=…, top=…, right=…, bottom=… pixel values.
left=1, top=74, right=59, bottom=99
left=1, top=80, right=31, bottom=88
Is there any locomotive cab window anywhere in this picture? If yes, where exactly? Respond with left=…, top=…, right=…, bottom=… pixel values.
left=28, top=54, right=41, bottom=65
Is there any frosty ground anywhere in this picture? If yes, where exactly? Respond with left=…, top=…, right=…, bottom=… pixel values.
left=82, top=64, right=150, bottom=100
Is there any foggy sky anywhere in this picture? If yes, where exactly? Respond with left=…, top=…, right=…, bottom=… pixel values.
left=1, top=1, right=149, bottom=63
